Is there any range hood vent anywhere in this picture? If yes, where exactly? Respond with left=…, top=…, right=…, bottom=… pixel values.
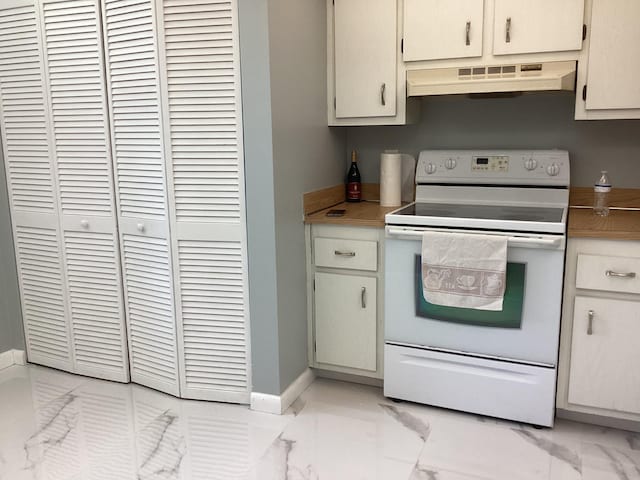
left=407, top=61, right=576, bottom=97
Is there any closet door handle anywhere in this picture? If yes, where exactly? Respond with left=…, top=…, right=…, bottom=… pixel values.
left=587, top=310, right=594, bottom=335
left=466, top=21, right=471, bottom=46
left=380, top=83, right=386, bottom=106
left=137, top=223, right=146, bottom=233
left=505, top=17, right=511, bottom=43
left=80, top=219, right=89, bottom=229
left=361, top=287, right=366, bottom=309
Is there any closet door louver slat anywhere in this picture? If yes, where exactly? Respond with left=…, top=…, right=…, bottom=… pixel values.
left=0, top=0, right=73, bottom=372
left=178, top=240, right=247, bottom=392
left=64, top=230, right=128, bottom=380
left=102, top=0, right=180, bottom=395
left=104, top=0, right=166, bottom=221
left=0, top=4, right=55, bottom=212
left=14, top=225, right=71, bottom=369
left=122, top=234, right=179, bottom=395
left=42, top=0, right=114, bottom=217
left=158, top=0, right=249, bottom=402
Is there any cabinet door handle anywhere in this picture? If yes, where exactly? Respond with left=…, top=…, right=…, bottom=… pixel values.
left=606, top=270, right=636, bottom=279
left=466, top=21, right=471, bottom=46
left=506, top=17, right=511, bottom=43
left=334, top=250, right=356, bottom=257
left=361, top=286, right=366, bottom=309
left=587, top=309, right=594, bottom=335
left=380, top=83, right=386, bottom=106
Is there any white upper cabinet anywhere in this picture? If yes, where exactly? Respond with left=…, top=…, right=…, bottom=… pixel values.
left=404, top=0, right=484, bottom=62
left=575, top=0, right=640, bottom=119
left=492, top=0, right=584, bottom=55
left=334, top=0, right=397, bottom=118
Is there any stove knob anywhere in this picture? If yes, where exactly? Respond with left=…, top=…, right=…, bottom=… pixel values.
left=425, top=162, right=437, bottom=175
left=445, top=158, right=457, bottom=170
left=524, top=158, right=537, bottom=171
left=546, top=163, right=560, bottom=176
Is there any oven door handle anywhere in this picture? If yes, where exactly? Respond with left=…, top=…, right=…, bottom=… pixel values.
left=386, top=227, right=561, bottom=248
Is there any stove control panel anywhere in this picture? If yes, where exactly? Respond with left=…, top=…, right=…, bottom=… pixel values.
left=471, top=155, right=509, bottom=172
left=415, top=150, right=570, bottom=187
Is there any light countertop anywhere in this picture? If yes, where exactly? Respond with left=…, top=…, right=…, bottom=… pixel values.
left=568, top=187, right=640, bottom=241
left=304, top=185, right=640, bottom=239
left=304, top=200, right=400, bottom=228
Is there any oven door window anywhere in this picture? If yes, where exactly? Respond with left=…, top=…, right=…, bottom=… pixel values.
left=414, top=255, right=525, bottom=328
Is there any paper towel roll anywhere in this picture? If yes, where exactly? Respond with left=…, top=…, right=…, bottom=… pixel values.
left=380, top=150, right=415, bottom=206
left=380, top=150, right=402, bottom=207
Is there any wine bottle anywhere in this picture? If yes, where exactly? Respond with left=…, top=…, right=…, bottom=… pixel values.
left=346, top=150, right=362, bottom=202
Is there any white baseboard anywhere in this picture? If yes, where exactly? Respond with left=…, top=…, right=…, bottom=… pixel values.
left=250, top=368, right=315, bottom=415
left=0, top=349, right=26, bottom=370
left=12, top=350, right=26, bottom=366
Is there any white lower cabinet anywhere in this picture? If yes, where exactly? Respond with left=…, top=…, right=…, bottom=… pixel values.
left=557, top=238, right=640, bottom=423
left=568, top=296, right=640, bottom=414
left=307, top=224, right=384, bottom=378
left=315, top=272, right=377, bottom=371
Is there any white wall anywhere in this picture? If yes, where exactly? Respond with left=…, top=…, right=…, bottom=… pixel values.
left=346, top=93, right=640, bottom=188
left=267, top=0, right=346, bottom=391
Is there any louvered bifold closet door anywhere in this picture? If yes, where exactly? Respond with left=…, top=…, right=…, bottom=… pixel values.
left=101, top=0, right=180, bottom=395
left=156, top=0, right=250, bottom=402
left=0, top=0, right=72, bottom=371
left=39, top=0, right=129, bottom=381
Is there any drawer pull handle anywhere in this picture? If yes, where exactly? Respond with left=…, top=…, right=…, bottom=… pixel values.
left=606, top=270, right=636, bottom=279
left=361, top=287, right=366, bottom=309
left=587, top=310, right=594, bottom=335
left=334, top=250, right=356, bottom=257
left=505, top=17, right=511, bottom=43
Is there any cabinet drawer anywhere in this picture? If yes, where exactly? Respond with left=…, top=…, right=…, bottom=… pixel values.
left=576, top=254, right=640, bottom=294
left=314, top=237, right=377, bottom=271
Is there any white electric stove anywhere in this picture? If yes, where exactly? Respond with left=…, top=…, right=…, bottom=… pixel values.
left=384, top=150, right=570, bottom=427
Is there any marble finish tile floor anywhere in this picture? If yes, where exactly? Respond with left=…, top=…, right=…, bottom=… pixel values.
left=0, top=364, right=639, bottom=480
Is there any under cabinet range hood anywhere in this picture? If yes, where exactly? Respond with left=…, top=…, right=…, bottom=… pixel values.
left=406, top=61, right=576, bottom=97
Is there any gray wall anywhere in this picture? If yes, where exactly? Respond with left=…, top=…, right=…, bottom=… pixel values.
left=0, top=147, right=24, bottom=352
left=267, top=0, right=345, bottom=392
left=346, top=93, right=640, bottom=188
left=239, top=0, right=345, bottom=395
left=238, top=0, right=281, bottom=395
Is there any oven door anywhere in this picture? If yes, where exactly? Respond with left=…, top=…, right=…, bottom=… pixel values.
left=384, top=226, right=565, bottom=366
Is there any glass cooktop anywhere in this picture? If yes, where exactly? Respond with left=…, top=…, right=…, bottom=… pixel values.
left=392, top=202, right=565, bottom=223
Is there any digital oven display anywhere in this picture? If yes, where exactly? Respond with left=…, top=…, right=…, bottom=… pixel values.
left=472, top=155, right=509, bottom=172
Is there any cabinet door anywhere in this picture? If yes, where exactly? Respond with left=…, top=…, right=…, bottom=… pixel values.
left=568, top=296, right=640, bottom=414
left=101, top=0, right=179, bottom=394
left=315, top=272, right=377, bottom=371
left=156, top=0, right=250, bottom=403
left=583, top=0, right=640, bottom=111
left=493, top=0, right=584, bottom=55
left=39, top=0, right=129, bottom=383
left=404, top=0, right=483, bottom=62
left=334, top=0, right=396, bottom=118
left=0, top=0, right=73, bottom=372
